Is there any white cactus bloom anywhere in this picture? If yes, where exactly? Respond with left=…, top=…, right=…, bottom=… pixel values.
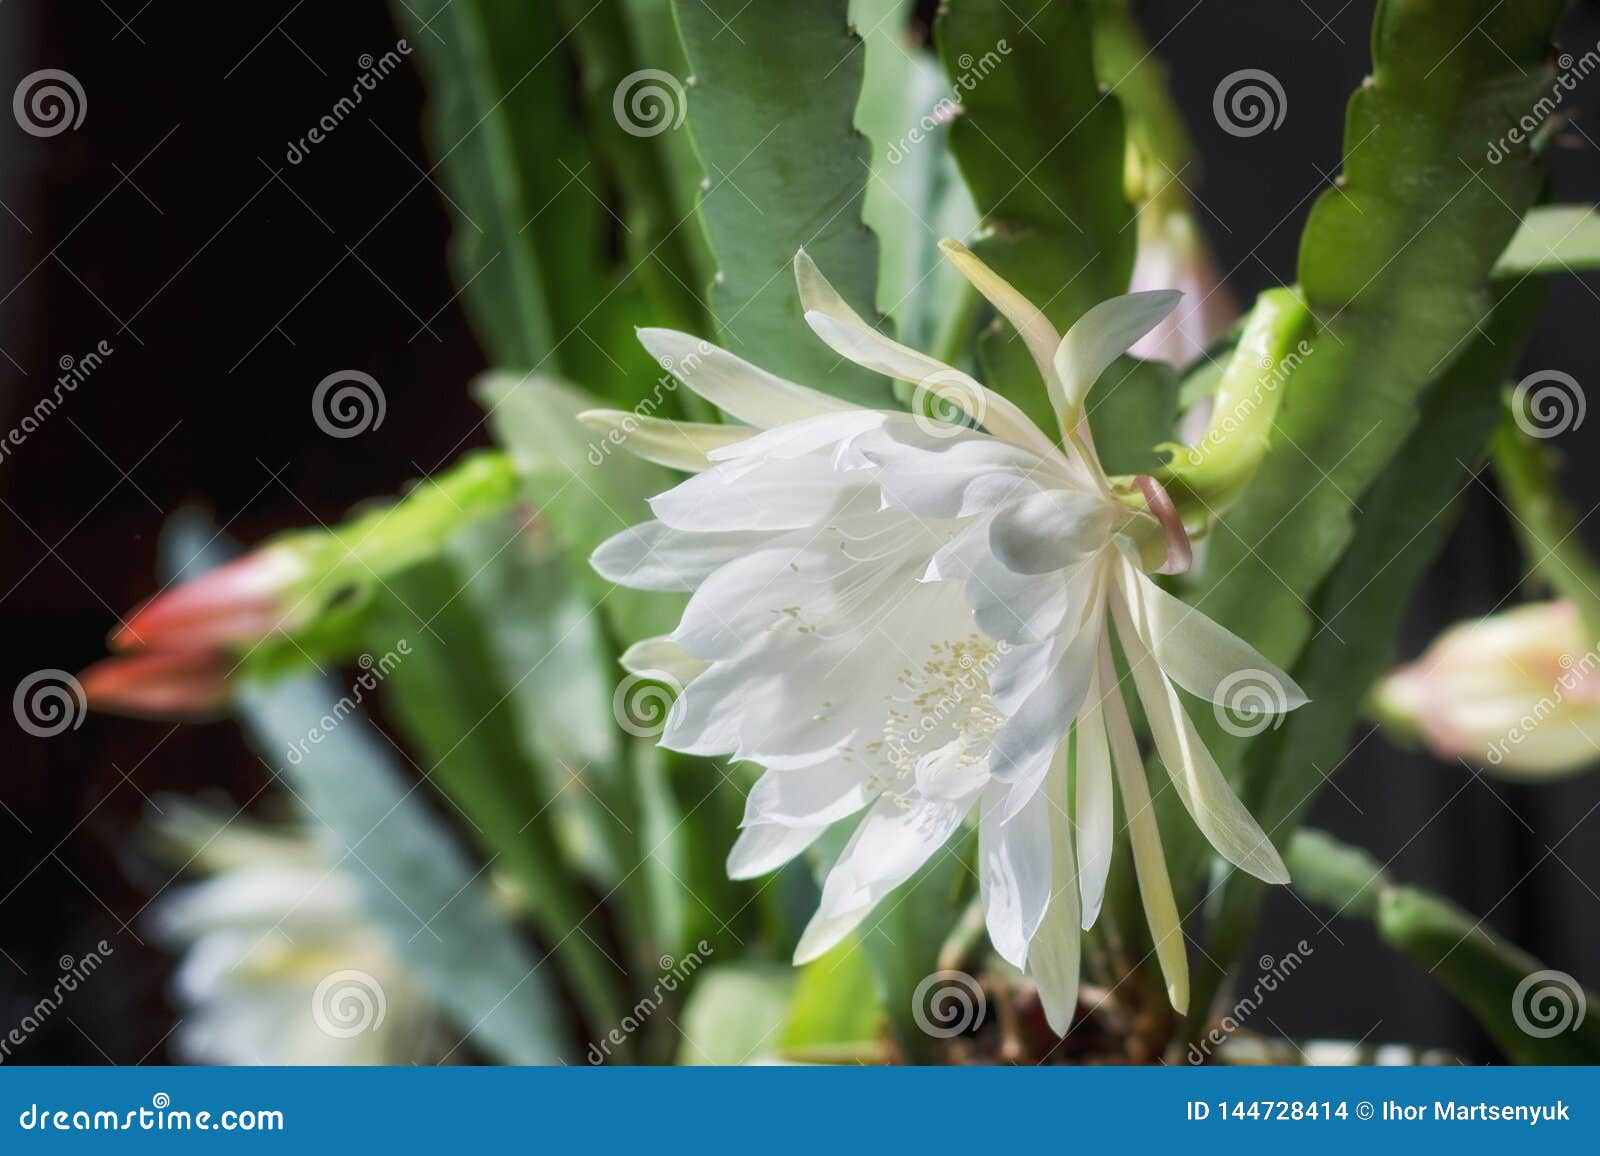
left=147, top=800, right=442, bottom=1065
left=586, top=240, right=1306, bottom=1031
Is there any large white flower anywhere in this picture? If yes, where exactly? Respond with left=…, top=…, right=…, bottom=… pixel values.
left=585, top=240, right=1305, bottom=1032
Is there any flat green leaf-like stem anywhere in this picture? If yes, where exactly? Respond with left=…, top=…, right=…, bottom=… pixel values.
left=673, top=0, right=893, bottom=406
left=1289, top=829, right=1600, bottom=1066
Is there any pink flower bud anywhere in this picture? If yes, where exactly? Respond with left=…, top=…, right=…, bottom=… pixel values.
left=79, top=648, right=233, bottom=720
left=110, top=548, right=303, bottom=652
left=1371, top=600, right=1600, bottom=778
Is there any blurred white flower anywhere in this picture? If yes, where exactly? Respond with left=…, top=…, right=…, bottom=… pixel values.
left=147, top=799, right=444, bottom=1065
left=585, top=241, right=1305, bottom=1031
left=1372, top=600, right=1600, bottom=778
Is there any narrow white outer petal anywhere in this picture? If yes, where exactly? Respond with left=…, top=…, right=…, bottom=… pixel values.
left=591, top=521, right=768, bottom=591
left=938, top=239, right=1064, bottom=414
left=1027, top=736, right=1082, bottom=1036
left=619, top=636, right=708, bottom=685
left=636, top=327, right=858, bottom=427
left=1099, top=636, right=1189, bottom=1014
left=577, top=409, right=750, bottom=472
left=794, top=790, right=975, bottom=964
left=1126, top=567, right=1308, bottom=711
left=978, top=779, right=1053, bottom=970
left=796, top=248, right=1059, bottom=459
left=727, top=823, right=826, bottom=881
left=1073, top=673, right=1115, bottom=931
left=1052, top=291, right=1182, bottom=421
left=1111, top=571, right=1290, bottom=886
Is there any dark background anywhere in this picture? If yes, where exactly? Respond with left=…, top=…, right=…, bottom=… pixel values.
left=2, top=0, right=1598, bottom=1064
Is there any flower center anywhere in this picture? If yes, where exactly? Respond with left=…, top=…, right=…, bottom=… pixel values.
left=867, top=634, right=1005, bottom=801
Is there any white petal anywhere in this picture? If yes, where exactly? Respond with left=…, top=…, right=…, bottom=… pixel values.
left=938, top=239, right=1063, bottom=413
left=672, top=527, right=918, bottom=660
left=1099, top=636, right=1189, bottom=1014
left=591, top=520, right=769, bottom=591
left=1052, top=291, right=1182, bottom=419
left=1028, top=741, right=1082, bottom=1035
left=636, top=327, right=858, bottom=427
left=1110, top=578, right=1289, bottom=886
left=704, top=410, right=888, bottom=474
left=915, top=739, right=993, bottom=801
left=727, top=823, right=826, bottom=880
left=872, top=441, right=1049, bottom=520
left=1126, top=567, right=1308, bottom=711
left=938, top=522, right=1088, bottom=648
left=743, top=763, right=876, bottom=828
left=619, top=636, right=708, bottom=685
left=987, top=490, right=1111, bottom=575
left=649, top=458, right=874, bottom=532
left=804, top=790, right=976, bottom=938
left=989, top=598, right=1103, bottom=786
left=1074, top=677, right=1115, bottom=930
left=577, top=409, right=751, bottom=472
left=667, top=579, right=983, bottom=769
left=794, top=905, right=875, bottom=965
left=795, top=250, right=1059, bottom=459
left=979, top=777, right=1054, bottom=969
